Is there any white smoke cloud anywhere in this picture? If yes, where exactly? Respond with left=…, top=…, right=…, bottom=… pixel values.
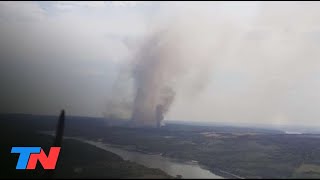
left=1, top=1, right=320, bottom=128
left=0, top=1, right=46, bottom=21
left=168, top=1, right=320, bottom=128
left=109, top=1, right=144, bottom=7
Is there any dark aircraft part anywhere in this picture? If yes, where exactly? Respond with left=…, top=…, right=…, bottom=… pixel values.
left=45, top=110, right=65, bottom=179
left=53, top=109, right=65, bottom=147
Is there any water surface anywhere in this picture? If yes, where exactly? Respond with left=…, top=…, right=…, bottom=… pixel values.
left=41, top=131, right=223, bottom=179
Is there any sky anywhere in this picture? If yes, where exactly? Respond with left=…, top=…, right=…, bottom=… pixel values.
left=1, top=1, right=320, bottom=128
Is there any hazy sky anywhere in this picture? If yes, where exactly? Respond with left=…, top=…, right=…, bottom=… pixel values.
left=1, top=1, right=320, bottom=127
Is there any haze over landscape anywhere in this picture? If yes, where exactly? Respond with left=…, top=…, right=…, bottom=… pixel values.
left=1, top=1, right=320, bottom=129
left=3, top=2, right=320, bottom=179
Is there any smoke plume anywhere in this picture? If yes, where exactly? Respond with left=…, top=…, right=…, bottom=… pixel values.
left=104, top=7, right=223, bottom=126
left=3, top=2, right=320, bottom=127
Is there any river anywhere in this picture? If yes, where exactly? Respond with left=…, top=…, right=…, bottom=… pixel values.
left=41, top=131, right=223, bottom=179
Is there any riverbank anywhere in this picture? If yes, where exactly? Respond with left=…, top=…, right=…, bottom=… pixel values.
left=96, top=139, right=243, bottom=179
left=7, top=115, right=320, bottom=179
left=40, top=131, right=243, bottom=179
left=98, top=140, right=244, bottom=179
left=0, top=130, right=172, bottom=179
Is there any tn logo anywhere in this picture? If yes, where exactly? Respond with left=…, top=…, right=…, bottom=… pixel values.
left=11, top=147, right=61, bottom=170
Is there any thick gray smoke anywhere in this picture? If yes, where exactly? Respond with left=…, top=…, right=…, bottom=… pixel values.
left=104, top=9, right=223, bottom=127
left=131, top=30, right=178, bottom=126
left=3, top=2, right=320, bottom=128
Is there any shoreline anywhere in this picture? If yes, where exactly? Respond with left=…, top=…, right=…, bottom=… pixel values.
left=39, top=131, right=243, bottom=179
left=80, top=136, right=244, bottom=179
